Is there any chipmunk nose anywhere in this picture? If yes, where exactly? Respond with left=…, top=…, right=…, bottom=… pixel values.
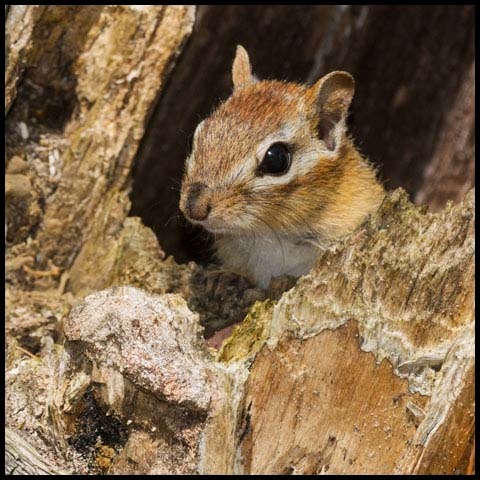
left=184, top=182, right=212, bottom=221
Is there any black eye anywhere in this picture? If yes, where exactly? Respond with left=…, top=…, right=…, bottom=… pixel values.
left=257, top=142, right=291, bottom=176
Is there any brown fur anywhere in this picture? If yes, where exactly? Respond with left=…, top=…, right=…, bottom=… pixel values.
left=180, top=46, right=385, bottom=287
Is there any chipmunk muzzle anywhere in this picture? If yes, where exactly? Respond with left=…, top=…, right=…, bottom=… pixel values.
left=183, top=182, right=212, bottom=222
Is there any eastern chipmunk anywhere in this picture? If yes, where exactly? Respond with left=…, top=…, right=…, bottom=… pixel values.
left=180, top=46, right=384, bottom=288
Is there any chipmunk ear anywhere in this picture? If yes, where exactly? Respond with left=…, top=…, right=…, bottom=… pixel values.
left=308, top=71, right=355, bottom=151
left=232, top=45, right=256, bottom=91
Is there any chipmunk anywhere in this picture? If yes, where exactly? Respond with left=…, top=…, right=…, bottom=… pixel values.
left=180, top=45, right=385, bottom=288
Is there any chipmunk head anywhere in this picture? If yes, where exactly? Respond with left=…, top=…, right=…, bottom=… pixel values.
left=180, top=45, right=355, bottom=237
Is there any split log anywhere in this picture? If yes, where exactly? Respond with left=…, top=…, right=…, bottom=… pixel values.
left=50, top=189, right=474, bottom=474
left=221, top=189, right=475, bottom=475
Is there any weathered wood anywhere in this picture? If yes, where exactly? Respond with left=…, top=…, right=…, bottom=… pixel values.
left=5, top=5, right=197, bottom=474
left=5, top=428, right=66, bottom=475
left=241, top=323, right=427, bottom=474
left=5, top=5, right=45, bottom=114
left=5, top=189, right=475, bottom=474
left=217, top=189, right=475, bottom=475
left=5, top=5, right=195, bottom=283
left=396, top=323, right=475, bottom=474
left=56, top=287, right=216, bottom=474
left=43, top=189, right=474, bottom=475
left=5, top=5, right=475, bottom=476
left=414, top=62, right=475, bottom=211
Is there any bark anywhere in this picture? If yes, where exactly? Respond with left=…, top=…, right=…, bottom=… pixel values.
left=5, top=5, right=475, bottom=476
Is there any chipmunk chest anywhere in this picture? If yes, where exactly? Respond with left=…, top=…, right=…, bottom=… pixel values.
left=219, top=234, right=320, bottom=288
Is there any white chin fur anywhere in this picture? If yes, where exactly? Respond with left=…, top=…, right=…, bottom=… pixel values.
left=216, top=233, right=322, bottom=288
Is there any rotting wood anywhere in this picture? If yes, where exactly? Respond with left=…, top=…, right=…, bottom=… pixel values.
left=5, top=5, right=46, bottom=115
left=5, top=428, right=67, bottom=475
left=5, top=192, right=475, bottom=474
left=5, top=5, right=196, bottom=286
left=214, top=188, right=475, bottom=475
left=36, top=188, right=473, bottom=475
left=5, top=4, right=474, bottom=476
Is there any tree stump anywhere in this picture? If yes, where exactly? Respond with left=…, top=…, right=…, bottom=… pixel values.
left=5, top=5, right=475, bottom=475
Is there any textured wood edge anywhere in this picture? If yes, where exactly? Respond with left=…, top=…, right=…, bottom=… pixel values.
left=5, top=428, right=67, bottom=475
left=214, top=188, right=474, bottom=474
left=5, top=5, right=46, bottom=114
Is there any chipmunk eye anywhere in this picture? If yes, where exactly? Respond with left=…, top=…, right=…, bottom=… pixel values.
left=258, top=142, right=291, bottom=176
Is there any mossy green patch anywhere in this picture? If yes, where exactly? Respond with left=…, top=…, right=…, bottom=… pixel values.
left=217, top=299, right=276, bottom=363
